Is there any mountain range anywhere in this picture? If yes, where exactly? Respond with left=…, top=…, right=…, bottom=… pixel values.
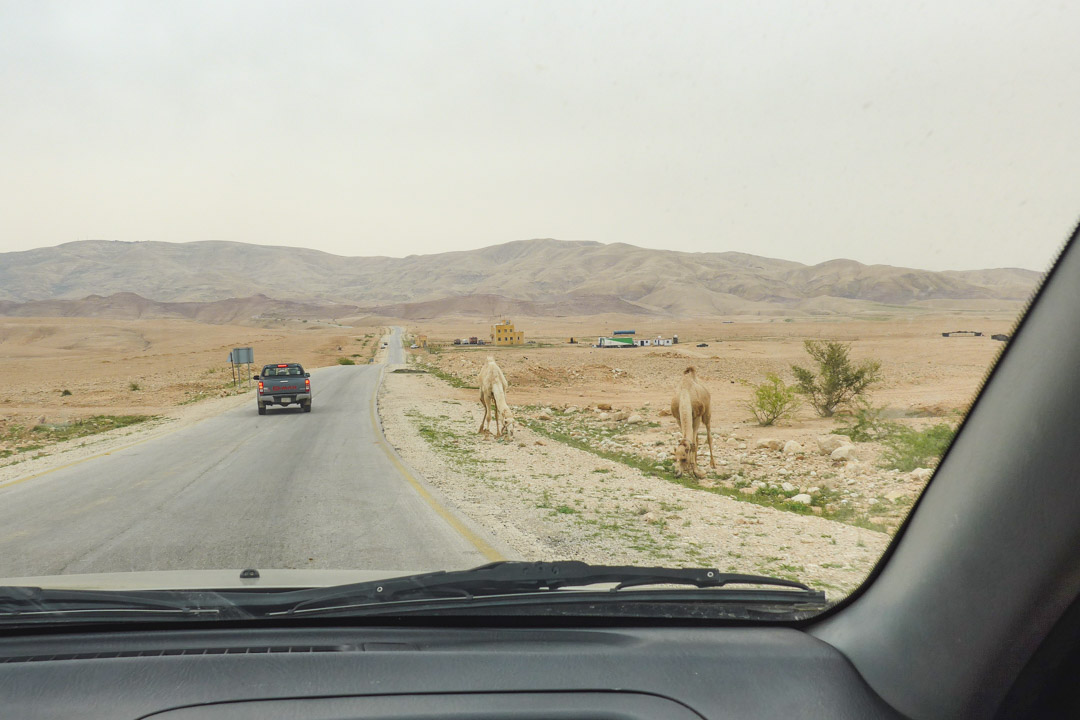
left=0, top=239, right=1041, bottom=319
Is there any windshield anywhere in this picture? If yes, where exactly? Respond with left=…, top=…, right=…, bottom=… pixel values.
left=0, top=1, right=1075, bottom=625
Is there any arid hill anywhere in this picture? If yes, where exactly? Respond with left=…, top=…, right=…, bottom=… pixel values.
left=0, top=238, right=1042, bottom=316
left=0, top=292, right=360, bottom=325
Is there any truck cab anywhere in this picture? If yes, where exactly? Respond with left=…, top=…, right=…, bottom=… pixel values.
left=253, top=363, right=311, bottom=415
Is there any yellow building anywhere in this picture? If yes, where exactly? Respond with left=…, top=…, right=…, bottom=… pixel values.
left=417, top=334, right=428, bottom=348
left=490, top=319, right=525, bottom=346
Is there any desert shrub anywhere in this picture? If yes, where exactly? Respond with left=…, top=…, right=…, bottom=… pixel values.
left=791, top=340, right=882, bottom=417
left=336, top=357, right=356, bottom=365
left=880, top=423, right=956, bottom=472
left=128, top=382, right=141, bottom=391
left=832, top=398, right=898, bottom=442
left=745, top=373, right=801, bottom=426
left=60, top=389, right=72, bottom=396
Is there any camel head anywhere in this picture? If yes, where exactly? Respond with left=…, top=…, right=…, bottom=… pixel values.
left=499, top=414, right=515, bottom=440
left=673, top=438, right=694, bottom=477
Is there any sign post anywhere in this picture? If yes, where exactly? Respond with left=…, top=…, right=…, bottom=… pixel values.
left=228, top=348, right=254, bottom=390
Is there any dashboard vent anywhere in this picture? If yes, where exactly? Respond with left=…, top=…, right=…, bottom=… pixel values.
left=0, top=645, right=356, bottom=664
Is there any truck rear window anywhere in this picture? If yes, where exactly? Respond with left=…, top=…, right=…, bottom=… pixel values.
left=261, top=366, right=304, bottom=377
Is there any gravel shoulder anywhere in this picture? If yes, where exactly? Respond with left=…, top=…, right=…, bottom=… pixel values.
left=377, top=368, right=891, bottom=597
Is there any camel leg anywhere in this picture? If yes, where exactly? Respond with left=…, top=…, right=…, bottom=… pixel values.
left=478, top=394, right=491, bottom=435
left=705, top=415, right=715, bottom=468
left=492, top=401, right=501, bottom=438
left=691, top=414, right=704, bottom=477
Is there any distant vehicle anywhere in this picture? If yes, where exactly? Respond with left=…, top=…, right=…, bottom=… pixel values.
left=942, top=330, right=983, bottom=337
left=253, top=363, right=311, bottom=415
left=697, top=343, right=709, bottom=347
left=410, top=344, right=419, bottom=348
left=992, top=333, right=1010, bottom=342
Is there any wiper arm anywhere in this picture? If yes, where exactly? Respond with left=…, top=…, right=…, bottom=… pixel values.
left=270, top=561, right=820, bottom=616
left=0, top=586, right=233, bottom=621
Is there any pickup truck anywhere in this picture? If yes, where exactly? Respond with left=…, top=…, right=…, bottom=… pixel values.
left=253, top=363, right=311, bottom=414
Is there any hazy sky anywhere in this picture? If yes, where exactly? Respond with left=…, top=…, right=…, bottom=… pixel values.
left=2, top=1, right=1078, bottom=271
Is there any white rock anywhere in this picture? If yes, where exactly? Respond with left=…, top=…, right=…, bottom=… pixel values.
left=817, top=435, right=848, bottom=455
left=781, top=482, right=796, bottom=493
left=754, top=438, right=784, bottom=451
left=782, top=440, right=804, bottom=455
left=737, top=443, right=747, bottom=450
left=627, top=414, right=644, bottom=423
left=808, top=486, right=821, bottom=494
left=910, top=468, right=933, bottom=482
left=789, top=494, right=813, bottom=504
left=885, top=490, right=907, bottom=502
left=831, top=445, right=858, bottom=461
left=726, top=437, right=738, bottom=445
left=597, top=412, right=611, bottom=421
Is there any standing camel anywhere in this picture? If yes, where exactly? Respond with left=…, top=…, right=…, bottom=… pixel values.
left=671, top=366, right=715, bottom=478
left=478, top=357, right=515, bottom=439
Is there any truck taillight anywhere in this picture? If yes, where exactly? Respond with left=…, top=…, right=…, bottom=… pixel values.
left=258, top=381, right=264, bottom=392
left=305, top=379, right=310, bottom=390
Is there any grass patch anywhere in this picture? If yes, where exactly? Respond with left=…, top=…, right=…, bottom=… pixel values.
left=336, top=357, right=356, bottom=365
left=0, top=416, right=157, bottom=458
left=60, top=389, right=72, bottom=396
left=128, top=382, right=141, bottom=391
left=880, top=423, right=955, bottom=472
left=414, top=362, right=479, bottom=389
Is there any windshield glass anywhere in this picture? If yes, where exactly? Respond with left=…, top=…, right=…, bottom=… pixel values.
left=0, top=1, right=1075, bottom=623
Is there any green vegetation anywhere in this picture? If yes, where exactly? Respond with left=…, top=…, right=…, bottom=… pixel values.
left=414, top=362, right=479, bottom=389
left=792, top=340, right=882, bottom=417
left=60, top=389, right=72, bottom=397
left=1, top=415, right=155, bottom=458
left=128, top=381, right=141, bottom=391
left=832, top=398, right=896, bottom=442
left=832, top=399, right=956, bottom=472
left=336, top=357, right=356, bottom=365
left=880, top=423, right=955, bottom=472
left=744, top=373, right=801, bottom=426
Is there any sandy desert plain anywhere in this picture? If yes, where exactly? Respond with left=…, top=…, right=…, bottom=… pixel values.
left=1, top=307, right=1022, bottom=597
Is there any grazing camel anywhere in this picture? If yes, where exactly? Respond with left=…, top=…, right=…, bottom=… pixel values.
left=478, top=357, right=515, bottom=439
left=671, top=366, right=715, bottom=478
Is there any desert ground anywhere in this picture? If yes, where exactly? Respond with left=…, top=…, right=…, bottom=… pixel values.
left=373, top=311, right=1020, bottom=595
left=0, top=317, right=382, bottom=461
left=3, top=309, right=1020, bottom=599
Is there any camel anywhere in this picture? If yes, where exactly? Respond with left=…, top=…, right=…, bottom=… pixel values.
left=670, top=366, right=715, bottom=478
left=478, top=357, right=515, bottom=439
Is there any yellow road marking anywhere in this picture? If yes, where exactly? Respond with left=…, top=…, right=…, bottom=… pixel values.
left=369, top=365, right=504, bottom=562
left=0, top=435, right=160, bottom=492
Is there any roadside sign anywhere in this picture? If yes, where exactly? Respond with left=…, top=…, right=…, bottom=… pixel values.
left=232, top=347, right=254, bottom=364
left=228, top=347, right=255, bottom=388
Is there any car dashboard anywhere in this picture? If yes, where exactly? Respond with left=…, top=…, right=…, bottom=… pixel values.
left=0, top=624, right=901, bottom=719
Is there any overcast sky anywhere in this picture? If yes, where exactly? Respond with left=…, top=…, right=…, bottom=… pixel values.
left=1, top=1, right=1078, bottom=271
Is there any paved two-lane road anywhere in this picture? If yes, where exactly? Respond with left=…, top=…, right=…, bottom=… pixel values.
left=0, top=328, right=497, bottom=579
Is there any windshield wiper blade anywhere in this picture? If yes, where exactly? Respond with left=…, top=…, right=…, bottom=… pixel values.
left=0, top=586, right=233, bottom=621
left=269, top=561, right=821, bottom=616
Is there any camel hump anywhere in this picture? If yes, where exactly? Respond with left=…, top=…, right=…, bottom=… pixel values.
left=684, top=366, right=696, bottom=375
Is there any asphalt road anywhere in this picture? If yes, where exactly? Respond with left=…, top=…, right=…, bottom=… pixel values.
left=0, top=327, right=496, bottom=578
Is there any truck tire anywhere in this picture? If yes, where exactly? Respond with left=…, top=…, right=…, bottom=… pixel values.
left=258, top=404, right=266, bottom=415
left=303, top=402, right=312, bottom=413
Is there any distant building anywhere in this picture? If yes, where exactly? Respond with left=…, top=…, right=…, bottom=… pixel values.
left=416, top=334, right=428, bottom=348
left=598, top=337, right=634, bottom=348
left=491, top=319, right=525, bottom=346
